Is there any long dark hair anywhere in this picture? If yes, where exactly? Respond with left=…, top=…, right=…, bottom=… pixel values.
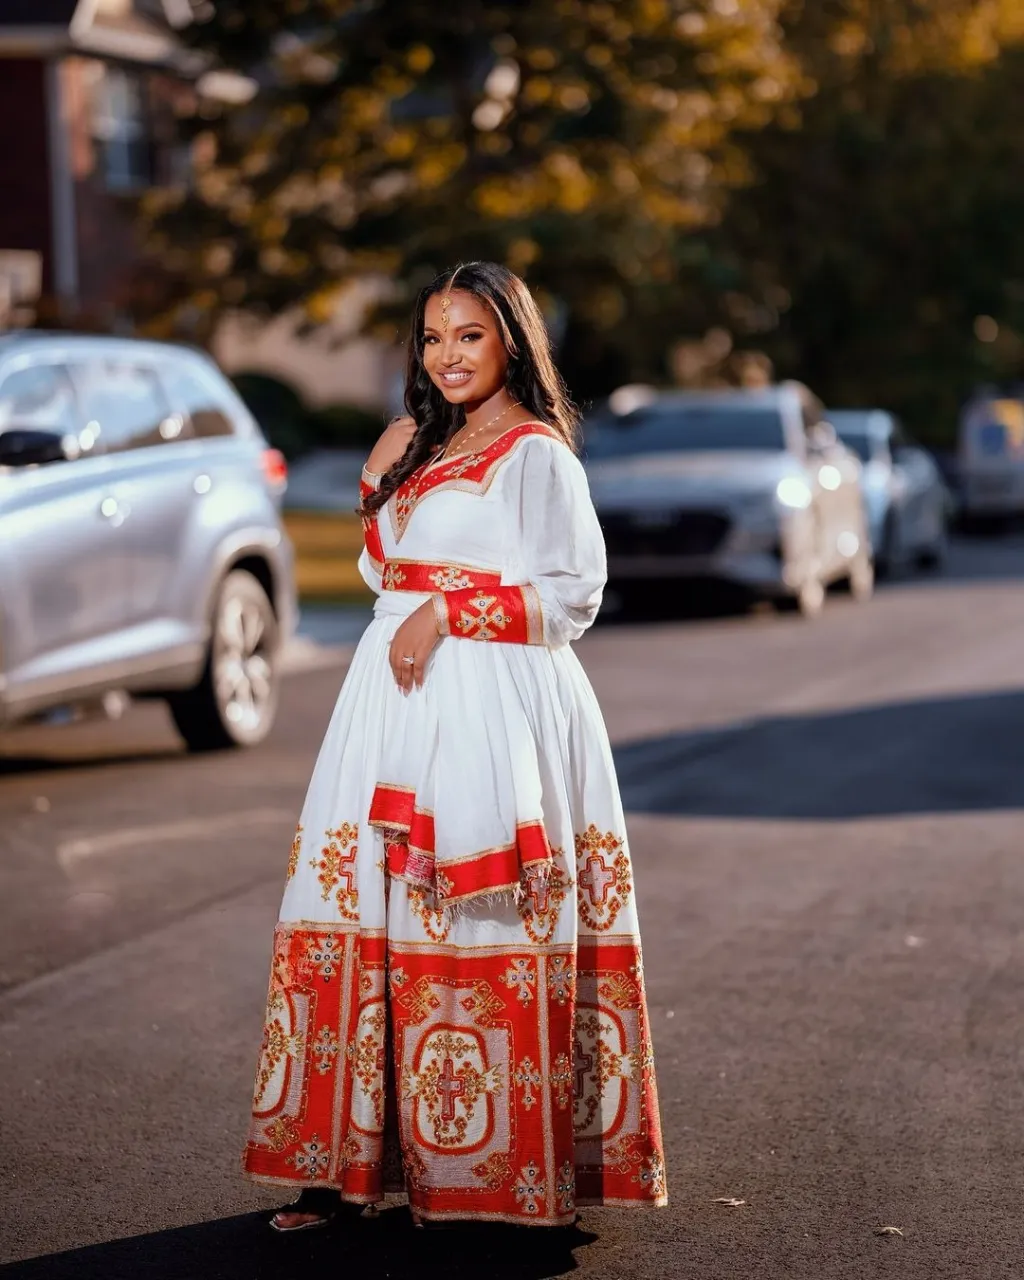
left=360, top=261, right=580, bottom=517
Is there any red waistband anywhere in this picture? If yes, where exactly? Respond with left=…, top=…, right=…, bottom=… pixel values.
left=381, top=559, right=503, bottom=594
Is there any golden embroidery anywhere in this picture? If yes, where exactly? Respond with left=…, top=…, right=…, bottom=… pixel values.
left=349, top=1005, right=387, bottom=1129
left=408, top=886, right=452, bottom=944
left=310, top=823, right=359, bottom=920
left=382, top=563, right=407, bottom=591
left=575, top=825, right=633, bottom=932
left=514, top=1055, right=542, bottom=1110
left=428, top=566, right=475, bottom=591
left=287, top=824, right=303, bottom=880
left=454, top=593, right=513, bottom=641
left=519, top=861, right=570, bottom=945
left=551, top=1052, right=573, bottom=1110
left=501, top=958, right=537, bottom=1006
left=254, top=1016, right=305, bottom=1107
left=312, top=1025, right=340, bottom=1075
left=471, top=1150, right=515, bottom=1189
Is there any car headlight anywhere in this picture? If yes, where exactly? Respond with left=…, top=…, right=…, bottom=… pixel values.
left=776, top=476, right=813, bottom=509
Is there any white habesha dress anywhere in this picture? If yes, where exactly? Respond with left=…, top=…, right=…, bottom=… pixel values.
left=243, top=422, right=666, bottom=1224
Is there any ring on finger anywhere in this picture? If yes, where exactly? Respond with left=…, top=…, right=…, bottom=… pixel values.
left=401, top=655, right=415, bottom=665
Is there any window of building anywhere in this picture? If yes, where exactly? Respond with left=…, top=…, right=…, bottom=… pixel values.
left=90, top=65, right=151, bottom=192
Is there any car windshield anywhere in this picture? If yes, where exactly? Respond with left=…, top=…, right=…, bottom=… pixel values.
left=585, top=405, right=786, bottom=458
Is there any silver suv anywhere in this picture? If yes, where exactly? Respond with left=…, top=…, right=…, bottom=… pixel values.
left=0, top=333, right=297, bottom=750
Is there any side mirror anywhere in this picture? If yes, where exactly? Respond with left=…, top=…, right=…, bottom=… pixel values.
left=0, top=428, right=71, bottom=468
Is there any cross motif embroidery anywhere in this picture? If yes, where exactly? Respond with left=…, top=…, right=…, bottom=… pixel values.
left=550, top=1052, right=572, bottom=1109
left=573, top=1037, right=594, bottom=1098
left=454, top=593, right=513, bottom=641
left=436, top=1056, right=465, bottom=1123
left=579, top=853, right=615, bottom=906
left=428, top=566, right=474, bottom=592
left=514, top=1056, right=542, bottom=1110
left=501, top=958, right=537, bottom=1005
left=513, top=1160, right=547, bottom=1215
left=382, top=563, right=407, bottom=591
left=525, top=868, right=550, bottom=914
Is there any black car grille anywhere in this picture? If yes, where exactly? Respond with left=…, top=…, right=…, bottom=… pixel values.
left=600, top=510, right=732, bottom=557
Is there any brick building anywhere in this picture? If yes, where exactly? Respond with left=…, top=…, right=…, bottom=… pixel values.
left=0, top=0, right=248, bottom=327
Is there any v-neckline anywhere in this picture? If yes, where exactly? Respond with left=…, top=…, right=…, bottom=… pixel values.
left=421, top=420, right=542, bottom=475
left=386, top=421, right=554, bottom=542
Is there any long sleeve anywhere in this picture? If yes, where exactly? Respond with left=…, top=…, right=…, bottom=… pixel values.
left=432, top=436, right=606, bottom=648
left=358, top=466, right=384, bottom=593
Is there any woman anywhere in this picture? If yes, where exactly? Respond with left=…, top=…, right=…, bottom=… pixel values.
left=243, top=261, right=666, bottom=1231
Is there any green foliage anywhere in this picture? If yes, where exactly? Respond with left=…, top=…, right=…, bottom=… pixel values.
left=708, top=1, right=1024, bottom=444
left=141, top=0, right=1024, bottom=443
left=231, top=370, right=382, bottom=456
left=140, top=0, right=798, bottom=398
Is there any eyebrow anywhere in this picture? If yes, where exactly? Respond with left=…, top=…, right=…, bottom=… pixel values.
left=423, top=321, right=488, bottom=333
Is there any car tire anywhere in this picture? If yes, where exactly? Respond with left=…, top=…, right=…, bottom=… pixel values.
left=875, top=513, right=897, bottom=578
left=916, top=526, right=948, bottom=571
left=168, top=569, right=279, bottom=752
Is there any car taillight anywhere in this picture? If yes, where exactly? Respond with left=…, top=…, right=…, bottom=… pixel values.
left=261, top=448, right=288, bottom=487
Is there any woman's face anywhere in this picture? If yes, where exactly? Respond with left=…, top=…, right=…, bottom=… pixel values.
left=422, top=288, right=509, bottom=405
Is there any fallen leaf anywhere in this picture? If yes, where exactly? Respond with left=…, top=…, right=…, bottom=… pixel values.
left=875, top=1226, right=904, bottom=1237
left=714, top=1197, right=746, bottom=1207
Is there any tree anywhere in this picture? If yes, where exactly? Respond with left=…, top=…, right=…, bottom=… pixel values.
left=706, top=0, right=1024, bottom=444
left=141, top=0, right=800, bottom=399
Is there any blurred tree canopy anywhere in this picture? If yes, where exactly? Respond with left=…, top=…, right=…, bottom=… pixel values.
left=708, top=0, right=1024, bottom=443
left=141, top=0, right=801, bottom=395
left=142, top=0, right=1024, bottom=441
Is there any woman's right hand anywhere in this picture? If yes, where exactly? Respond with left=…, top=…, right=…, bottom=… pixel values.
left=366, top=415, right=417, bottom=475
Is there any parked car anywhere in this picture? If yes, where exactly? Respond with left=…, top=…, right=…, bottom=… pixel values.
left=956, top=390, right=1024, bottom=522
left=0, top=333, right=296, bottom=749
left=583, top=384, right=873, bottom=617
left=829, top=409, right=949, bottom=573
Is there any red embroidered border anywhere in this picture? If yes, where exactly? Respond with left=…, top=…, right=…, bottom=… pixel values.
left=368, top=783, right=552, bottom=903
left=243, top=924, right=667, bottom=1220
left=359, top=476, right=386, bottom=572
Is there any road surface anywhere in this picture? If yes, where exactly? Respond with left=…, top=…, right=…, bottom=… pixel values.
left=1, top=537, right=1022, bottom=1279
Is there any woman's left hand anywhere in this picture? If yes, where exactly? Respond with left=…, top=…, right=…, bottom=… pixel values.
left=389, top=600, right=441, bottom=692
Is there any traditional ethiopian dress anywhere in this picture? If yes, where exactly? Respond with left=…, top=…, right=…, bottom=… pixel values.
left=243, top=422, right=667, bottom=1224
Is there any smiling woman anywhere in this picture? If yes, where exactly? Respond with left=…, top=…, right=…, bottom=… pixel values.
left=242, top=262, right=666, bottom=1235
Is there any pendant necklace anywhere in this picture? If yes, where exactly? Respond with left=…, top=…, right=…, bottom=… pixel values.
left=435, top=400, right=520, bottom=465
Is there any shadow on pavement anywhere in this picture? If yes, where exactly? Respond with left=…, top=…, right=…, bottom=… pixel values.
left=614, top=689, right=1024, bottom=819
left=0, top=1208, right=596, bottom=1280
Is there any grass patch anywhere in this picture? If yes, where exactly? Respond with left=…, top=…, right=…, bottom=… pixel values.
left=285, top=510, right=374, bottom=602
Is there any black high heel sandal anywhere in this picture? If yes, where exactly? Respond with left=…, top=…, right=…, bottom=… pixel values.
left=269, top=1186, right=341, bottom=1233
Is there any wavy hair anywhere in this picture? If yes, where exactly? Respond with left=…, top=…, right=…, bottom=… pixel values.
left=359, top=261, right=580, bottom=517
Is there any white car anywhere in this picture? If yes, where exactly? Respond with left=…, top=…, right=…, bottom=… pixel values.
left=584, top=384, right=873, bottom=617
left=830, top=409, right=949, bottom=573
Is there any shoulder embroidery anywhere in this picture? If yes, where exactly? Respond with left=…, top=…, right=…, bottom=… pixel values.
left=387, top=422, right=558, bottom=542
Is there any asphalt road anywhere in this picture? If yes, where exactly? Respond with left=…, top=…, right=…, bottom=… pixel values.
left=1, top=537, right=1023, bottom=1279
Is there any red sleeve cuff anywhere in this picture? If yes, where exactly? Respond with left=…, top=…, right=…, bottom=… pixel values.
left=437, top=584, right=544, bottom=644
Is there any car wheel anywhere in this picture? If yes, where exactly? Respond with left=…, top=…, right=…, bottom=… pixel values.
left=168, top=569, right=279, bottom=752
left=916, top=526, right=948, bottom=571
left=875, top=513, right=897, bottom=578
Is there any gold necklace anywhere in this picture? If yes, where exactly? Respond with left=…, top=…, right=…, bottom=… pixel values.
left=436, top=400, right=520, bottom=464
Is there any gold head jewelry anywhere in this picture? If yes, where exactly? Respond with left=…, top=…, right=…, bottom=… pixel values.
left=440, top=293, right=452, bottom=332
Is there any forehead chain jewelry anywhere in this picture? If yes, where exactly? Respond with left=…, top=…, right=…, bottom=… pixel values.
left=440, top=293, right=452, bottom=332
